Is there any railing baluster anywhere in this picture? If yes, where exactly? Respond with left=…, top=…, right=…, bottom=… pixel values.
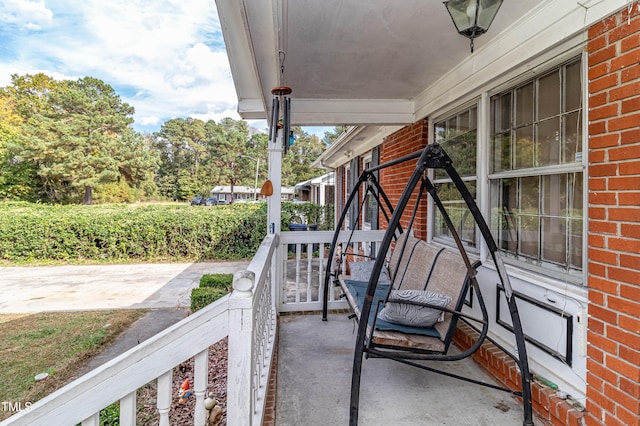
left=81, top=413, right=99, bottom=426
left=119, top=391, right=136, bottom=426
left=295, top=247, right=301, bottom=303
left=307, top=246, right=313, bottom=302
left=157, top=370, right=173, bottom=426
left=194, top=349, right=208, bottom=426
left=319, top=242, right=325, bottom=301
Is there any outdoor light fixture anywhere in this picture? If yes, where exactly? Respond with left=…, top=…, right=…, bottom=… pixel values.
left=443, top=0, right=503, bottom=53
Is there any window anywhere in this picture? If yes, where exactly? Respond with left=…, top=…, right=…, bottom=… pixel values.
left=489, top=58, right=583, bottom=278
left=362, top=157, right=376, bottom=229
left=433, top=105, right=478, bottom=249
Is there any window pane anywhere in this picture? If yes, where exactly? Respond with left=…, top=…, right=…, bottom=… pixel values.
left=538, top=70, right=560, bottom=120
left=491, top=178, right=518, bottom=253
left=434, top=182, right=476, bottom=247
left=515, top=125, right=534, bottom=169
left=519, top=214, right=540, bottom=258
left=515, top=83, right=534, bottom=126
left=434, top=121, right=446, bottom=144
left=537, top=117, right=561, bottom=166
left=542, top=174, right=567, bottom=216
left=565, top=60, right=582, bottom=112
left=492, top=132, right=511, bottom=172
left=459, top=110, right=470, bottom=132
left=569, top=218, right=583, bottom=269
left=542, top=217, right=567, bottom=264
left=563, top=111, right=582, bottom=163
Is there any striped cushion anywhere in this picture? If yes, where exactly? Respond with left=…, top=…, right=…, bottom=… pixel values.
left=377, top=290, right=451, bottom=327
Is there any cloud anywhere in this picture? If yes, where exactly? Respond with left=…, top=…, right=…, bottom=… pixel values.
left=0, top=0, right=239, bottom=133
left=0, top=0, right=53, bottom=30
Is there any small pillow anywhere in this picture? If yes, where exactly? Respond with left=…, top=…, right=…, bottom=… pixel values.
left=348, top=260, right=391, bottom=284
left=377, top=290, right=452, bottom=328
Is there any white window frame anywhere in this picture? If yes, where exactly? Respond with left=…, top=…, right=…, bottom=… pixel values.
left=362, top=154, right=373, bottom=231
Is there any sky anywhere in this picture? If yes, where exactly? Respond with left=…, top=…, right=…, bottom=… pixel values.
left=0, top=0, right=330, bottom=138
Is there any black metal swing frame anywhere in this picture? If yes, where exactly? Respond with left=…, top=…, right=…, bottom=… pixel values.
left=321, top=144, right=534, bottom=426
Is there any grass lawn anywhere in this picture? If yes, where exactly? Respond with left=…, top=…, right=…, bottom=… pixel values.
left=0, top=310, right=146, bottom=421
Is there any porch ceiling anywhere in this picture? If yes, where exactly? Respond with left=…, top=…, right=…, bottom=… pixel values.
left=215, top=0, right=545, bottom=125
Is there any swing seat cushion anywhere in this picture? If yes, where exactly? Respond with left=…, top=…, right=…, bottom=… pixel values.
left=378, top=290, right=451, bottom=327
left=344, top=280, right=441, bottom=338
left=348, top=260, right=391, bottom=284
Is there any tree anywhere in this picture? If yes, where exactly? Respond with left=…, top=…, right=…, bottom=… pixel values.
left=322, top=126, right=347, bottom=145
left=0, top=88, right=39, bottom=200
left=8, top=74, right=155, bottom=204
left=282, top=127, right=325, bottom=186
left=208, top=118, right=250, bottom=201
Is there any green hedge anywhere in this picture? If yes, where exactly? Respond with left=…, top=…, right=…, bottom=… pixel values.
left=199, top=273, right=234, bottom=290
left=0, top=202, right=267, bottom=263
left=190, top=287, right=229, bottom=312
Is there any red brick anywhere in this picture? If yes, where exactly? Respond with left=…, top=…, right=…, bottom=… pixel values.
left=610, top=18, right=640, bottom=43
left=610, top=81, right=640, bottom=101
left=588, top=232, right=605, bottom=247
left=622, top=4, right=640, bottom=21
left=589, top=219, right=618, bottom=234
left=620, top=283, right=640, bottom=302
left=619, top=159, right=640, bottom=175
left=587, top=378, right=618, bottom=409
left=589, top=302, right=619, bottom=325
left=619, top=192, right=640, bottom=205
left=619, top=314, right=640, bottom=335
left=589, top=289, right=605, bottom=305
left=608, top=176, right=640, bottom=190
left=589, top=177, right=607, bottom=191
left=588, top=340, right=605, bottom=361
left=622, top=34, right=640, bottom=52
left=606, top=353, right=640, bottom=381
left=621, top=63, right=640, bottom=82
left=588, top=33, right=608, bottom=53
left=590, top=103, right=619, bottom=120
left=589, top=73, right=619, bottom=93
left=609, top=327, right=640, bottom=357
left=589, top=91, right=609, bottom=107
left=609, top=236, right=640, bottom=253
left=589, top=248, right=618, bottom=265
left=588, top=61, right=609, bottom=80
left=622, top=96, right=640, bottom=113
left=608, top=266, right=640, bottom=285
left=620, top=376, right=640, bottom=399
left=609, top=112, right=640, bottom=131
left=589, top=133, right=619, bottom=149
left=589, top=45, right=618, bottom=67
left=617, top=222, right=640, bottom=238
left=589, top=163, right=618, bottom=177
left=589, top=191, right=617, bottom=204
left=609, top=143, right=640, bottom=160
left=616, top=405, right=640, bottom=426
left=619, top=345, right=640, bottom=367
left=620, top=253, right=640, bottom=269
left=621, top=128, right=640, bottom=144
left=609, top=207, right=640, bottom=222
left=589, top=149, right=607, bottom=163
left=589, top=15, right=619, bottom=39
left=604, top=413, right=626, bottom=426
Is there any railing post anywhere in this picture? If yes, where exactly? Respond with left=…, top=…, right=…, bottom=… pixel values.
left=194, top=349, right=209, bottom=426
left=81, top=413, right=99, bottom=426
left=157, top=369, right=173, bottom=426
left=119, top=392, right=136, bottom=426
left=227, top=270, right=255, bottom=426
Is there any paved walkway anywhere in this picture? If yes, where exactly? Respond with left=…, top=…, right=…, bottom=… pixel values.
left=0, top=261, right=249, bottom=313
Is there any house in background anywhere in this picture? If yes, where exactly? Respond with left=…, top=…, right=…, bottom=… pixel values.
left=210, top=185, right=295, bottom=202
left=294, top=172, right=335, bottom=205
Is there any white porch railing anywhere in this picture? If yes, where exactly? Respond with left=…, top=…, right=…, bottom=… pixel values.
left=0, top=230, right=387, bottom=425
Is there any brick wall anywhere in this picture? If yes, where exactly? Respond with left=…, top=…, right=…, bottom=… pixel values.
left=379, top=120, right=429, bottom=240
left=587, top=5, right=640, bottom=426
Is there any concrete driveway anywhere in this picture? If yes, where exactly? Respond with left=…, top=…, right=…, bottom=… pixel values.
left=0, top=261, right=249, bottom=313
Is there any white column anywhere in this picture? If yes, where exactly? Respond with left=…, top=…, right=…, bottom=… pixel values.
left=157, top=370, right=173, bottom=426
left=227, top=270, right=255, bottom=426
left=119, top=392, right=136, bottom=426
left=267, top=130, right=283, bottom=235
left=194, top=349, right=209, bottom=426
left=81, top=413, right=99, bottom=426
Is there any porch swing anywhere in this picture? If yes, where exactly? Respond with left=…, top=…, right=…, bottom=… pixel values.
left=321, top=144, right=534, bottom=426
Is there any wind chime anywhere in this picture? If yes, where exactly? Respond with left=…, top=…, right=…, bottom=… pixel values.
left=260, top=84, right=292, bottom=198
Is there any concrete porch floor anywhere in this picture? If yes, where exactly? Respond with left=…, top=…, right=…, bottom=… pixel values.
left=276, top=313, right=533, bottom=426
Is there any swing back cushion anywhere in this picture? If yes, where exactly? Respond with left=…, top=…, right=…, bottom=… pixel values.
left=339, top=232, right=473, bottom=352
